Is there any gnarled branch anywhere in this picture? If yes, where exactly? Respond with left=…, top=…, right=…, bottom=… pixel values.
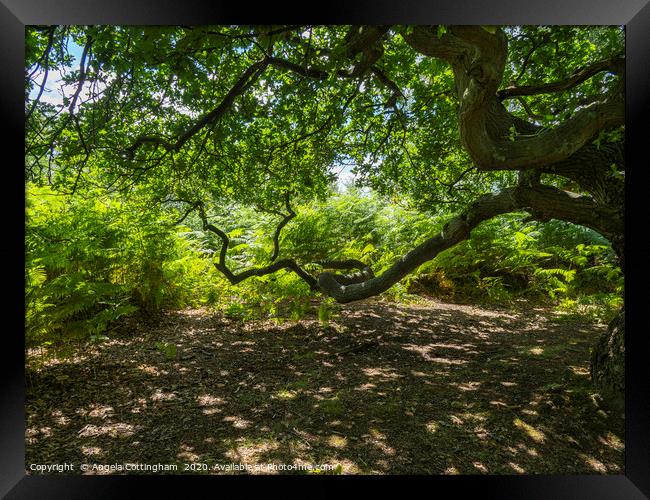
left=269, top=193, right=296, bottom=263
left=315, top=259, right=375, bottom=286
left=317, top=183, right=621, bottom=303
left=461, top=96, right=624, bottom=171
left=497, top=56, right=624, bottom=100
left=68, top=36, right=94, bottom=115
left=125, top=58, right=271, bottom=158
left=26, top=26, right=56, bottom=122
left=196, top=202, right=318, bottom=290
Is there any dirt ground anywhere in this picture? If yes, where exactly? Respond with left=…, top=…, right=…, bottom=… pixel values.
left=25, top=298, right=624, bottom=475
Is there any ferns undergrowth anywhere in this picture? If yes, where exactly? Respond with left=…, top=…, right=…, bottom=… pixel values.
left=25, top=184, right=623, bottom=350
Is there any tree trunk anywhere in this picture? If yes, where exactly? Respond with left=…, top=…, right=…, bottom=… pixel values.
left=590, top=308, right=625, bottom=408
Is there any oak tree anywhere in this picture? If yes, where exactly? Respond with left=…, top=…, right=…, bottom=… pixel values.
left=25, top=25, right=625, bottom=398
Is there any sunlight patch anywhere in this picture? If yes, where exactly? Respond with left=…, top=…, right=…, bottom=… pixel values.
left=275, top=389, right=298, bottom=400
left=508, top=462, right=525, bottom=473
left=78, top=422, right=138, bottom=438
left=81, top=445, right=102, bottom=457
left=426, top=421, right=438, bottom=434
left=88, top=404, right=114, bottom=419
left=453, top=381, right=481, bottom=391
left=197, top=394, right=224, bottom=406
left=196, top=394, right=224, bottom=415
left=26, top=426, right=52, bottom=443
left=177, top=444, right=201, bottom=462
left=402, top=343, right=469, bottom=364
left=460, top=412, right=487, bottom=422
left=151, top=389, right=177, bottom=401
left=25, top=427, right=38, bottom=444
left=427, top=342, right=476, bottom=351
left=129, top=397, right=148, bottom=414
left=223, top=416, right=252, bottom=429
left=369, top=428, right=386, bottom=439
left=473, top=462, right=488, bottom=473
left=580, top=453, right=608, bottom=473
left=429, top=357, right=467, bottom=365
left=569, top=365, right=590, bottom=377
left=327, top=435, right=348, bottom=448
left=360, top=428, right=394, bottom=455
left=513, top=418, right=545, bottom=443
left=50, top=409, right=71, bottom=426
left=598, top=432, right=624, bottom=452
left=361, top=367, right=402, bottom=379
left=137, top=364, right=163, bottom=376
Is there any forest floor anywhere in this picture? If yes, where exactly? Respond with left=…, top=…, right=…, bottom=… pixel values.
left=25, top=297, right=624, bottom=475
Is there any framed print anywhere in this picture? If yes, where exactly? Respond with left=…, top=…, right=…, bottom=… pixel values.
left=3, top=0, right=649, bottom=498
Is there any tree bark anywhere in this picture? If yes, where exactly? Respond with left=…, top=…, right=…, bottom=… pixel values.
left=317, top=184, right=617, bottom=303
left=590, top=308, right=625, bottom=408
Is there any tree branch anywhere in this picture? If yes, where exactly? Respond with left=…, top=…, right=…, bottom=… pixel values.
left=461, top=95, right=624, bottom=171
left=68, top=36, right=93, bottom=115
left=269, top=193, right=296, bottom=263
left=497, top=56, right=624, bottom=100
left=315, top=259, right=375, bottom=286
left=370, top=66, right=404, bottom=107
left=171, top=200, right=201, bottom=225
left=317, top=183, right=621, bottom=303
left=515, top=96, right=545, bottom=121
left=401, top=26, right=623, bottom=177
left=125, top=58, right=271, bottom=158
left=196, top=202, right=318, bottom=290
left=26, top=27, right=55, bottom=122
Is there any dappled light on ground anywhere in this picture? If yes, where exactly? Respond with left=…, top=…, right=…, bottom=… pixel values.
left=26, top=298, right=623, bottom=474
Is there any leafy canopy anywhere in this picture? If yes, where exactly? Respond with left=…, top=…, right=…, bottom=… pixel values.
left=25, top=25, right=623, bottom=213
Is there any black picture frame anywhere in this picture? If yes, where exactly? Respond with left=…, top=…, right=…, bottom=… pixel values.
left=3, top=1, right=649, bottom=497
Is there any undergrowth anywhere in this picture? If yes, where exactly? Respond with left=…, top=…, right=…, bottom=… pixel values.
left=26, top=185, right=623, bottom=351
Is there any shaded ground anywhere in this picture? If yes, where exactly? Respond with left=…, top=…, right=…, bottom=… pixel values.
left=25, top=298, right=624, bottom=475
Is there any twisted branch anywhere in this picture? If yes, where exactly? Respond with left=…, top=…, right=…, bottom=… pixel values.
left=497, top=56, right=624, bottom=100
left=268, top=193, right=296, bottom=263
left=196, top=202, right=318, bottom=290
left=315, top=259, right=375, bottom=286
left=317, top=184, right=621, bottom=303
left=125, top=58, right=271, bottom=158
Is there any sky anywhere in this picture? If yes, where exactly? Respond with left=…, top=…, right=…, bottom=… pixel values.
left=29, top=39, right=82, bottom=102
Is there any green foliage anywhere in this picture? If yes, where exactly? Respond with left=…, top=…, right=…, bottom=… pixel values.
left=24, top=26, right=624, bottom=340
left=420, top=214, right=622, bottom=320
left=25, top=183, right=215, bottom=347
left=26, top=26, right=623, bottom=214
left=289, top=297, right=312, bottom=321
left=318, top=298, right=336, bottom=326
left=26, top=180, right=623, bottom=351
left=187, top=190, right=621, bottom=323
left=155, top=341, right=177, bottom=360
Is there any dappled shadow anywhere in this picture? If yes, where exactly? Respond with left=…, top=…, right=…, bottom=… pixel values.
left=25, top=298, right=623, bottom=475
